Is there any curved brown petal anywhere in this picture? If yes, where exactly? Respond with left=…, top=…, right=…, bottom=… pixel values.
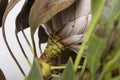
left=69, top=44, right=87, bottom=57
left=61, top=1, right=76, bottom=25
left=15, top=0, right=35, bottom=32
left=45, top=3, right=76, bottom=36
left=51, top=12, right=63, bottom=31
left=0, top=0, right=8, bottom=27
left=69, top=44, right=80, bottom=53
left=70, top=14, right=91, bottom=35
left=61, top=0, right=91, bottom=24
left=45, top=0, right=91, bottom=38
left=61, top=34, right=85, bottom=45
left=44, top=3, right=75, bottom=35
left=45, top=13, right=65, bottom=34
left=75, top=0, right=91, bottom=18
left=29, top=0, right=76, bottom=34
left=58, top=15, right=89, bottom=38
left=0, top=69, right=6, bottom=80
left=58, top=22, right=74, bottom=38
left=2, top=0, right=26, bottom=76
left=45, top=20, right=55, bottom=34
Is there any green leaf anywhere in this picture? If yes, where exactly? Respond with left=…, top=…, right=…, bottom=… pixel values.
left=99, top=39, right=120, bottom=80
left=60, top=58, right=75, bottom=80
left=100, top=0, right=120, bottom=23
left=91, top=0, right=106, bottom=20
left=98, top=4, right=120, bottom=78
left=29, top=0, right=75, bottom=34
left=86, top=35, right=107, bottom=80
left=26, top=58, right=43, bottom=80
left=100, top=0, right=120, bottom=34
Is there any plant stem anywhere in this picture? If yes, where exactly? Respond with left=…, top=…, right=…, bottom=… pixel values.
left=31, top=34, right=37, bottom=58
left=15, top=30, right=32, bottom=67
left=74, top=19, right=96, bottom=72
left=51, top=74, right=60, bottom=78
left=50, top=66, right=66, bottom=70
left=22, top=30, right=31, bottom=46
left=51, top=65, right=82, bottom=70
left=29, top=46, right=34, bottom=55
left=79, top=58, right=87, bottom=79
left=22, top=30, right=34, bottom=55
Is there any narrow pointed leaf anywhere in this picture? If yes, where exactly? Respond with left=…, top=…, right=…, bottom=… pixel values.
left=59, top=58, right=75, bottom=80
left=86, top=35, right=107, bottom=80
left=0, top=69, right=6, bottom=80
left=29, top=0, right=76, bottom=34
left=16, top=0, right=34, bottom=32
left=0, top=0, right=8, bottom=27
left=26, top=58, right=43, bottom=80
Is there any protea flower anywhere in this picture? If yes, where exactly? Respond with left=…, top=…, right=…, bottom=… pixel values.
left=38, top=0, right=91, bottom=79
left=0, top=0, right=91, bottom=79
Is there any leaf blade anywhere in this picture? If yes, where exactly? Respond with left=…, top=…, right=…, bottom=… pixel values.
left=26, top=58, right=43, bottom=80
left=99, top=39, right=120, bottom=80
left=60, top=58, right=75, bottom=80
left=86, top=35, right=106, bottom=80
